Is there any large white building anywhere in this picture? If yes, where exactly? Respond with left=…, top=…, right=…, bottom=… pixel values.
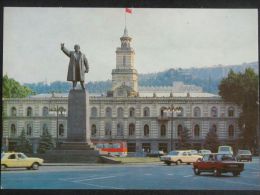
left=2, top=28, right=241, bottom=153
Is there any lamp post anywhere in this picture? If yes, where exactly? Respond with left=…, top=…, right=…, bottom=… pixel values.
left=163, top=105, right=182, bottom=151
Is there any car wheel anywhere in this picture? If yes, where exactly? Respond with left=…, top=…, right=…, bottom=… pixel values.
left=31, top=162, right=39, bottom=170
left=165, top=162, right=171, bottom=166
left=1, top=164, right=7, bottom=170
left=176, top=160, right=181, bottom=165
left=232, top=172, right=240, bottom=177
left=213, top=169, right=221, bottom=177
left=194, top=168, right=200, bottom=175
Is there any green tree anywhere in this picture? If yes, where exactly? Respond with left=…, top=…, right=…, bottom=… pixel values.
left=15, top=129, right=32, bottom=153
left=3, top=74, right=34, bottom=98
left=203, top=129, right=220, bottom=152
left=219, top=68, right=258, bottom=150
left=179, top=127, right=191, bottom=149
left=37, top=130, right=54, bottom=154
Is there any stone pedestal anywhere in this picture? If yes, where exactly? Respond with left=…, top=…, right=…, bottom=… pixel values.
left=67, top=89, right=90, bottom=142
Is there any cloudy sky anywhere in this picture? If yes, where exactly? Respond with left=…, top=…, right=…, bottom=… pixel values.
left=3, top=8, right=258, bottom=84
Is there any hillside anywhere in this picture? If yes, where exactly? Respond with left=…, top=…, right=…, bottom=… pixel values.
left=24, top=61, right=258, bottom=95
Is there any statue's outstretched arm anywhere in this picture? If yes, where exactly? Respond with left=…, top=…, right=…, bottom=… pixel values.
left=61, top=43, right=71, bottom=57
left=84, top=55, right=89, bottom=73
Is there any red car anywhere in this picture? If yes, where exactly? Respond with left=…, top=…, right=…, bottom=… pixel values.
left=193, top=153, right=244, bottom=177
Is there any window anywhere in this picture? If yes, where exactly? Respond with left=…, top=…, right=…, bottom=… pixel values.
left=177, top=107, right=184, bottom=117
left=10, top=124, right=16, bottom=136
left=127, top=143, right=136, bottom=152
left=211, top=107, right=218, bottom=117
left=105, top=122, right=112, bottom=136
left=228, top=125, right=234, bottom=137
left=211, top=124, right=217, bottom=132
left=91, top=107, right=97, bottom=117
left=142, top=143, right=151, bottom=152
left=144, top=124, right=149, bottom=137
left=177, top=124, right=183, bottom=137
left=128, top=123, right=135, bottom=136
left=42, top=107, right=49, bottom=116
left=26, top=123, right=32, bottom=136
left=27, top=107, right=32, bottom=117
left=8, top=154, right=16, bottom=159
left=228, top=107, right=234, bottom=117
left=123, top=56, right=126, bottom=66
left=91, top=124, right=97, bottom=136
left=117, top=123, right=124, bottom=136
left=11, top=107, right=17, bottom=116
left=105, top=107, right=112, bottom=118
left=143, top=107, right=150, bottom=117
left=117, top=107, right=124, bottom=118
left=194, top=124, right=200, bottom=137
left=194, top=107, right=201, bottom=117
left=129, top=107, right=135, bottom=117
left=59, top=124, right=64, bottom=137
left=158, top=143, right=168, bottom=153
left=160, top=107, right=167, bottom=117
left=42, top=123, right=48, bottom=135
left=160, top=124, right=166, bottom=137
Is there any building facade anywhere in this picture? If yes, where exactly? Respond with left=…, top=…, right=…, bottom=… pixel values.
left=2, top=28, right=241, bottom=153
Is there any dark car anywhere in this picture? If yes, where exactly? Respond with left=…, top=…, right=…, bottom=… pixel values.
left=236, top=150, right=252, bottom=162
left=146, top=150, right=165, bottom=157
left=193, top=153, right=244, bottom=177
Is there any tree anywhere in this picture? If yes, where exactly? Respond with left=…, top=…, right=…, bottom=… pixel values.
left=179, top=127, right=191, bottom=149
left=15, top=129, right=32, bottom=153
left=37, top=130, right=54, bottom=154
left=203, top=129, right=220, bottom=152
left=219, top=68, right=258, bottom=150
left=3, top=74, right=34, bottom=98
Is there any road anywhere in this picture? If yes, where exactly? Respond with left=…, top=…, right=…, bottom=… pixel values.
left=1, top=157, right=260, bottom=190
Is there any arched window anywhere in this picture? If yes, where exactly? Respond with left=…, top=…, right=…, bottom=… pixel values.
left=129, top=107, right=135, bottom=117
left=91, top=124, right=97, bottom=136
left=27, top=107, right=32, bottom=117
left=211, top=124, right=217, bottom=132
left=59, top=124, right=64, bottom=137
left=10, top=124, right=16, bottom=136
left=177, top=124, right=183, bottom=137
left=42, top=107, right=49, bottom=116
left=144, top=124, right=149, bottom=136
left=160, top=124, right=166, bottom=137
left=177, top=107, right=184, bottom=117
left=143, top=107, right=150, bottom=117
left=194, top=107, right=201, bottom=117
left=42, top=123, right=48, bottom=135
left=211, top=107, right=218, bottom=117
left=117, top=107, right=124, bottom=118
left=11, top=107, right=17, bottom=116
left=228, top=107, right=234, bottom=117
left=58, top=107, right=66, bottom=116
left=228, top=125, right=234, bottom=137
left=117, top=123, right=124, bottom=136
left=91, top=107, right=97, bottom=117
left=105, top=107, right=112, bottom=118
left=26, top=123, right=32, bottom=136
left=194, top=124, right=200, bottom=137
left=128, top=123, right=135, bottom=136
left=105, top=122, right=112, bottom=136
left=160, top=107, right=167, bottom=117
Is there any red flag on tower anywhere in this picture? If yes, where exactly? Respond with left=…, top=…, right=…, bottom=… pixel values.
left=125, top=8, right=132, bottom=14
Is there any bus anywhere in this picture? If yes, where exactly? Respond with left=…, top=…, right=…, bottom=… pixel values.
left=93, top=141, right=127, bottom=157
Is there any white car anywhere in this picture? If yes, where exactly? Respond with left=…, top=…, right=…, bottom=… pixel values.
left=198, top=149, right=212, bottom=156
left=218, top=146, right=233, bottom=155
left=160, top=150, right=202, bottom=166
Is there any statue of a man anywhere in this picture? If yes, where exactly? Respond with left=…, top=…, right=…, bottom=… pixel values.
left=61, top=43, right=89, bottom=90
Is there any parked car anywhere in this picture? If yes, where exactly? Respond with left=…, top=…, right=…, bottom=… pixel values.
left=160, top=150, right=201, bottom=165
left=1, top=152, right=44, bottom=170
left=198, top=149, right=212, bottom=156
left=236, top=150, right=252, bottom=162
left=193, top=153, right=244, bottom=177
left=146, top=150, right=165, bottom=157
left=189, top=150, right=199, bottom=155
left=218, top=146, right=233, bottom=155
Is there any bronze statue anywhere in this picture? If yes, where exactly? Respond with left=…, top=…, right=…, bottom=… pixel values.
left=61, top=43, right=89, bottom=90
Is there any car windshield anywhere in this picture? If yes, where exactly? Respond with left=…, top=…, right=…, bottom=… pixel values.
left=217, top=154, right=235, bottom=161
left=239, top=150, right=251, bottom=155
left=219, top=147, right=231, bottom=152
left=168, top=151, right=178, bottom=156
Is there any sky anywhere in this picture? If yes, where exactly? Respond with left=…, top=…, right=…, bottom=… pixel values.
left=3, top=8, right=258, bottom=84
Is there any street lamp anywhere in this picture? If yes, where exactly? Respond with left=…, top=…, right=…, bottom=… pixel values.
left=163, top=105, right=182, bottom=151
left=49, top=105, right=66, bottom=148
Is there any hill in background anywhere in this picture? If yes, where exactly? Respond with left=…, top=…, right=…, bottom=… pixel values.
left=24, top=61, right=258, bottom=95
